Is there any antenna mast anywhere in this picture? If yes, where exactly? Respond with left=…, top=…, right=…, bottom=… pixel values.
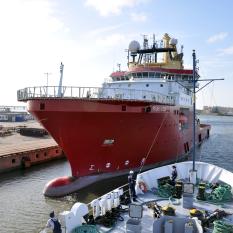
left=192, top=50, right=197, bottom=172
left=57, top=62, right=64, bottom=97
left=44, top=72, right=52, bottom=96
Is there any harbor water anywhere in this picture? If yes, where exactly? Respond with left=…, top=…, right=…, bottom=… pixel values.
left=0, top=115, right=233, bottom=233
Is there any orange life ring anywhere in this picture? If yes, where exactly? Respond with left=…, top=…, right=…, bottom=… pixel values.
left=138, top=181, right=148, bottom=193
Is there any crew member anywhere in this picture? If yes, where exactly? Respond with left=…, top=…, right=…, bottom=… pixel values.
left=46, top=211, right=62, bottom=233
left=171, top=165, right=177, bottom=185
left=128, top=170, right=137, bottom=202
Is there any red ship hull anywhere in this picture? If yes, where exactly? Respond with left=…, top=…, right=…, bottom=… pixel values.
left=28, top=99, right=210, bottom=179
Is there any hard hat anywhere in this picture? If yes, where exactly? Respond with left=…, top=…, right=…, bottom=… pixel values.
left=129, top=170, right=134, bottom=174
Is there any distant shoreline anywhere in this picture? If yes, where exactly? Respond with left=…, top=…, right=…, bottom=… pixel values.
left=197, top=111, right=233, bottom=117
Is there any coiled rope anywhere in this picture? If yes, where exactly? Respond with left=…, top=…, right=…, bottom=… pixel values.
left=71, top=225, right=100, bottom=233
left=207, top=184, right=232, bottom=203
left=156, top=183, right=174, bottom=198
left=213, top=220, right=233, bottom=233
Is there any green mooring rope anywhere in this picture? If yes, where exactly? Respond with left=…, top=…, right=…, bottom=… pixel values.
left=213, top=220, right=233, bottom=233
left=157, top=183, right=174, bottom=198
left=71, top=225, right=100, bottom=233
left=207, top=184, right=232, bottom=203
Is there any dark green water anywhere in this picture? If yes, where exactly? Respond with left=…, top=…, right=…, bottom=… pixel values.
left=0, top=115, right=232, bottom=232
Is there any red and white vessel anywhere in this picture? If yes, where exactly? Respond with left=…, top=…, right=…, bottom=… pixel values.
left=17, top=33, right=210, bottom=196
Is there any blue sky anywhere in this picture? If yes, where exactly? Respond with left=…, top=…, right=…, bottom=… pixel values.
left=0, top=0, right=233, bottom=109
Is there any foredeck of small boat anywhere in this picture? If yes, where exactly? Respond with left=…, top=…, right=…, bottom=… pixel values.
left=58, top=162, right=233, bottom=233
left=96, top=188, right=233, bottom=233
left=96, top=161, right=233, bottom=233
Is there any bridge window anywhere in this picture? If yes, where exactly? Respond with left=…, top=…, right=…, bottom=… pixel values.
left=142, top=72, right=148, bottom=78
left=161, top=73, right=166, bottom=79
left=149, top=72, right=155, bottom=78
left=136, top=73, right=142, bottom=78
left=176, top=74, right=181, bottom=80
left=155, top=72, right=161, bottom=79
left=182, top=75, right=188, bottom=80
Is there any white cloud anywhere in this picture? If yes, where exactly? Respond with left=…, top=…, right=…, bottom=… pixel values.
left=89, top=24, right=123, bottom=36
left=0, top=0, right=70, bottom=104
left=219, top=46, right=233, bottom=55
left=207, top=32, right=228, bottom=43
left=96, top=33, right=126, bottom=47
left=85, top=0, right=146, bottom=16
left=130, top=12, right=147, bottom=22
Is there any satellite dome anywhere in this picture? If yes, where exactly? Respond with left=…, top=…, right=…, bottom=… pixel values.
left=128, top=40, right=140, bottom=53
left=169, top=38, right=178, bottom=46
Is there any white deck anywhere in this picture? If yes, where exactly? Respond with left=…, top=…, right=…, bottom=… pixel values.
left=55, top=162, right=233, bottom=233
left=96, top=190, right=233, bottom=233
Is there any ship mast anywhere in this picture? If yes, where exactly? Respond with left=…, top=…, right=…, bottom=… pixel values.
left=192, top=50, right=197, bottom=172
left=57, top=62, right=64, bottom=97
left=191, top=50, right=224, bottom=180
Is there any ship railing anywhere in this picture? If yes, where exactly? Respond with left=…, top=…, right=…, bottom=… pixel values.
left=17, top=86, right=175, bottom=105
left=38, top=183, right=130, bottom=233
left=86, top=182, right=130, bottom=212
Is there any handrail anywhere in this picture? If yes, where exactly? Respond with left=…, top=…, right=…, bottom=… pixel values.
left=17, top=86, right=175, bottom=105
left=86, top=182, right=129, bottom=208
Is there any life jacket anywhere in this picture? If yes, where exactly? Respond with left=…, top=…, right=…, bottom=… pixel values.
left=51, top=218, right=62, bottom=233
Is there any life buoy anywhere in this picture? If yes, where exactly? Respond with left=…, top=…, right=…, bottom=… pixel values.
left=138, top=181, right=148, bottom=193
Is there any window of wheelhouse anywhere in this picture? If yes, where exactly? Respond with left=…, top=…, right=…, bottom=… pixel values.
left=167, top=75, right=174, bottom=80
left=175, top=74, right=181, bottom=81
left=155, top=72, right=161, bottom=79
left=188, top=75, right=193, bottom=82
left=142, top=72, right=148, bottom=78
left=136, top=73, right=142, bottom=78
left=182, top=75, right=188, bottom=81
left=127, top=73, right=133, bottom=80
left=149, top=72, right=155, bottom=78
left=161, top=73, right=166, bottom=79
